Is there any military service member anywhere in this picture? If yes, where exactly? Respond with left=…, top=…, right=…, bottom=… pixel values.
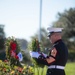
left=30, top=27, right=68, bottom=75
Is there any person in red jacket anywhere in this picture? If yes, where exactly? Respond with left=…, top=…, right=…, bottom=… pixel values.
left=30, top=27, right=68, bottom=75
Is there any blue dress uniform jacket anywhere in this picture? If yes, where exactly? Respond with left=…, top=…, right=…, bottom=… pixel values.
left=37, top=39, right=68, bottom=75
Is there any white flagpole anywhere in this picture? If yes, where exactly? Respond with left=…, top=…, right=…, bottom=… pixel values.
left=39, top=0, right=42, bottom=42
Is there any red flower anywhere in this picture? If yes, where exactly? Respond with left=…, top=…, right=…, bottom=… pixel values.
left=4, top=60, right=8, bottom=62
left=10, top=50, right=16, bottom=57
left=18, top=67, right=23, bottom=73
left=15, top=55, right=19, bottom=59
left=10, top=41, right=17, bottom=50
left=3, top=68, right=6, bottom=72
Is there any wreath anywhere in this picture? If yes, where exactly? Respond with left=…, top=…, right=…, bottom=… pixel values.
left=5, top=37, right=22, bottom=67
left=29, top=38, right=44, bottom=68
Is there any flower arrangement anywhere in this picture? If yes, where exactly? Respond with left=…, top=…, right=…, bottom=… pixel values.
left=0, top=60, right=34, bottom=75
left=29, top=38, right=44, bottom=68
left=5, top=37, right=22, bottom=67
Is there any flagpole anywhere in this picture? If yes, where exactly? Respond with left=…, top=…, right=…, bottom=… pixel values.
left=39, top=0, right=42, bottom=42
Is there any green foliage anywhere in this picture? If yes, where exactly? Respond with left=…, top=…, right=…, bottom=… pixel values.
left=28, top=38, right=40, bottom=52
left=33, top=66, right=47, bottom=75
left=31, top=39, right=39, bottom=51
left=68, top=50, right=75, bottom=61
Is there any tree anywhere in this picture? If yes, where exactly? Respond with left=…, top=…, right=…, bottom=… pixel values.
left=16, top=38, right=28, bottom=50
left=0, top=25, right=6, bottom=61
left=52, top=8, right=75, bottom=50
left=0, top=25, right=5, bottom=50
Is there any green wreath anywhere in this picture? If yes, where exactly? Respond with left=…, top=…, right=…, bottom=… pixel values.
left=29, top=38, right=45, bottom=68
left=5, top=37, right=22, bottom=67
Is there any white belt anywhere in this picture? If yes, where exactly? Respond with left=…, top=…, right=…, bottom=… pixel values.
left=48, top=65, right=65, bottom=70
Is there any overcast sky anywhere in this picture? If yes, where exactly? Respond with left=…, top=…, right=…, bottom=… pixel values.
left=0, top=0, right=75, bottom=41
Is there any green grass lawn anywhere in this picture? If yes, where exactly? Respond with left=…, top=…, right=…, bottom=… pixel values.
left=34, top=62, right=75, bottom=75
left=65, top=62, right=75, bottom=75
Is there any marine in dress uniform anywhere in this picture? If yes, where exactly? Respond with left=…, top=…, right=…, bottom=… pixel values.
left=30, top=27, right=68, bottom=75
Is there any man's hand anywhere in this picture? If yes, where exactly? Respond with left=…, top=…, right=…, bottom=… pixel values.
left=30, top=51, right=41, bottom=58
